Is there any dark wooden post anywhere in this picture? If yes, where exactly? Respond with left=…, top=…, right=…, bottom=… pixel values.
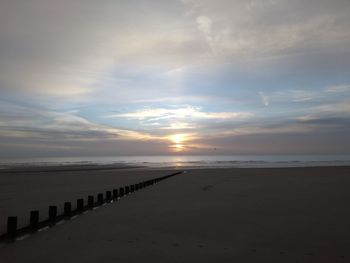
left=130, top=185, right=135, bottom=193
left=119, top=187, right=124, bottom=197
left=30, top=210, right=39, bottom=228
left=64, top=202, right=72, bottom=216
left=49, top=206, right=57, bottom=222
left=77, top=199, right=84, bottom=211
left=125, top=186, right=130, bottom=195
left=113, top=189, right=118, bottom=200
left=88, top=195, right=94, bottom=207
left=97, top=193, right=104, bottom=204
left=106, top=191, right=112, bottom=202
left=7, top=216, right=17, bottom=237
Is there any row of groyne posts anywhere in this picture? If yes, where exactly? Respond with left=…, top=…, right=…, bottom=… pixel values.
left=0, top=171, right=183, bottom=242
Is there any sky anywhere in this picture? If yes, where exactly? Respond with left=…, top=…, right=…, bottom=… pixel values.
left=1, top=0, right=350, bottom=158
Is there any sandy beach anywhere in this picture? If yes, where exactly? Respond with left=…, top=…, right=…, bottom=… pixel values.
left=0, top=166, right=350, bottom=262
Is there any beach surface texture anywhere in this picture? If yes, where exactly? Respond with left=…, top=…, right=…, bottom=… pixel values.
left=0, top=166, right=350, bottom=262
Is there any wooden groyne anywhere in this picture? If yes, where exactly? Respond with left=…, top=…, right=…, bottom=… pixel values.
left=0, top=171, right=183, bottom=243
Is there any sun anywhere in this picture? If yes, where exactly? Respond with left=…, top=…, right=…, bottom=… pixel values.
left=168, top=134, right=187, bottom=152
left=170, top=134, right=185, bottom=144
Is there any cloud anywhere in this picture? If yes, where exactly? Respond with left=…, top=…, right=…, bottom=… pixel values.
left=325, top=84, right=350, bottom=93
left=0, top=100, right=155, bottom=142
left=160, top=122, right=196, bottom=130
left=196, top=16, right=212, bottom=36
left=259, top=92, right=269, bottom=106
left=2, top=0, right=350, bottom=104
left=310, top=100, right=350, bottom=117
left=271, top=89, right=315, bottom=103
left=109, top=105, right=252, bottom=121
left=0, top=0, right=202, bottom=101
left=196, top=15, right=215, bottom=50
left=183, top=0, right=350, bottom=59
left=197, top=130, right=350, bottom=155
left=268, top=85, right=350, bottom=105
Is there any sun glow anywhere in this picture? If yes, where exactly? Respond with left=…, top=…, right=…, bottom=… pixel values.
left=168, top=134, right=187, bottom=152
left=170, top=134, right=185, bottom=144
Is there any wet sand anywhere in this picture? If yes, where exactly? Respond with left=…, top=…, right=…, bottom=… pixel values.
left=1, top=166, right=350, bottom=262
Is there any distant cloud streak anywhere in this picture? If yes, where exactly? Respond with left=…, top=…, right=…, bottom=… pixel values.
left=110, top=106, right=252, bottom=120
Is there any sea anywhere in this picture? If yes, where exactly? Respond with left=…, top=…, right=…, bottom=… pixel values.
left=1, top=155, right=350, bottom=169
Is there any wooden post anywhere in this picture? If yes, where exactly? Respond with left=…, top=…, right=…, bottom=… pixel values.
left=119, top=187, right=124, bottom=197
left=97, top=193, right=104, bottom=204
left=113, top=189, right=118, bottom=200
left=106, top=191, right=112, bottom=202
left=88, top=195, right=94, bottom=207
left=64, top=202, right=72, bottom=216
left=7, top=216, right=17, bottom=237
left=49, top=206, right=57, bottom=222
left=77, top=199, right=84, bottom=211
left=30, top=210, right=39, bottom=228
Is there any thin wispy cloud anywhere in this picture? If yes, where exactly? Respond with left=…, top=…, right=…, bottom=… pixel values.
left=325, top=84, right=350, bottom=93
left=0, top=101, right=155, bottom=142
left=259, top=92, right=270, bottom=106
left=110, top=106, right=252, bottom=121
